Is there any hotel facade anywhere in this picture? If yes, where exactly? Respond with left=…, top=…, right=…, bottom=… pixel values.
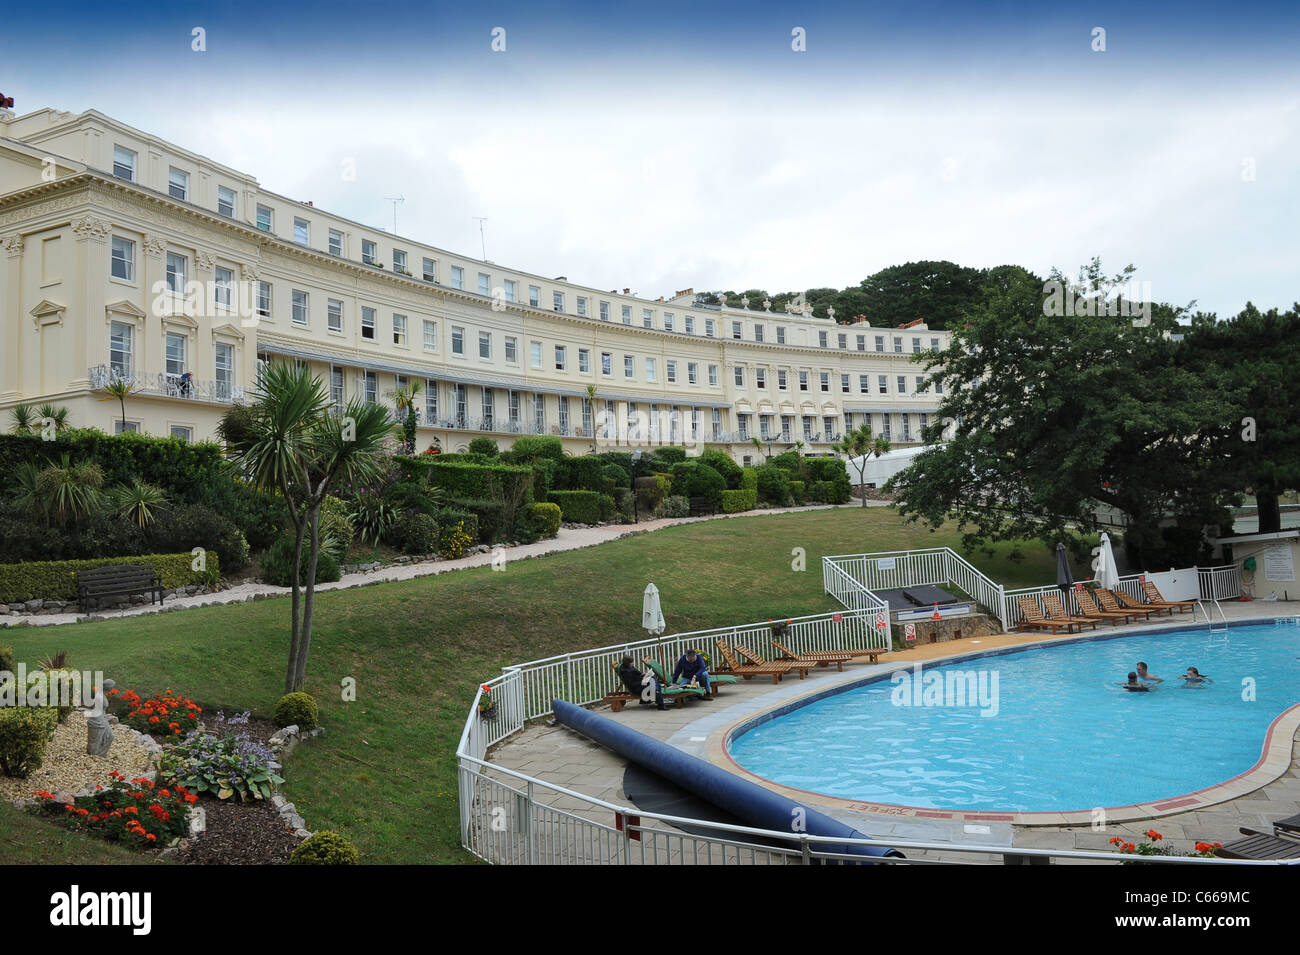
left=0, top=107, right=949, bottom=462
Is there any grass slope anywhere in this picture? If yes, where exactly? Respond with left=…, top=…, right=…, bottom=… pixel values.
left=2, top=507, right=1072, bottom=864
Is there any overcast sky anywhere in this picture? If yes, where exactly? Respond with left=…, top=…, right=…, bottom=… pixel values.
left=4, top=1, right=1298, bottom=317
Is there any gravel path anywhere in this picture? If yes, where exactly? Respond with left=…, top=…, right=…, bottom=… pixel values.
left=0, top=711, right=153, bottom=801
left=1, top=504, right=864, bottom=629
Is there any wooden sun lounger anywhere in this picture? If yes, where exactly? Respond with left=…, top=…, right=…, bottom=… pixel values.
left=1015, top=596, right=1077, bottom=634
left=1214, top=827, right=1300, bottom=861
left=714, top=639, right=798, bottom=684
left=602, top=660, right=703, bottom=711
left=1097, top=588, right=1157, bottom=621
left=1040, top=593, right=1098, bottom=631
left=733, top=644, right=812, bottom=679
left=1113, top=590, right=1173, bottom=617
left=1074, top=589, right=1140, bottom=625
left=770, top=639, right=854, bottom=672
left=1141, top=581, right=1195, bottom=613
left=643, top=657, right=734, bottom=699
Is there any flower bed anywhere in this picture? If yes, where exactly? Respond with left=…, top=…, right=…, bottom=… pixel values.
left=29, top=772, right=195, bottom=847
left=114, top=687, right=202, bottom=739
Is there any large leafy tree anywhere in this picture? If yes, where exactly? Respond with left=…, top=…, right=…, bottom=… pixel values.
left=1182, top=303, right=1300, bottom=533
left=889, top=261, right=1235, bottom=569
left=218, top=362, right=396, bottom=692
left=855, top=260, right=987, bottom=330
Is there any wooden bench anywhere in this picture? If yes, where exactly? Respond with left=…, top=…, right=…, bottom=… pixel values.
left=77, top=564, right=165, bottom=610
left=688, top=496, right=710, bottom=516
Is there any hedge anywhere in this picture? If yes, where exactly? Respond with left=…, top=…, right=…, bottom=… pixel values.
left=720, top=489, right=757, bottom=513
left=0, top=552, right=221, bottom=604
left=699, top=450, right=743, bottom=488
left=547, top=490, right=608, bottom=525
left=789, top=480, right=806, bottom=503
left=516, top=502, right=561, bottom=542
left=669, top=461, right=726, bottom=512
left=754, top=465, right=790, bottom=504
left=405, top=458, right=535, bottom=504
left=739, top=467, right=758, bottom=491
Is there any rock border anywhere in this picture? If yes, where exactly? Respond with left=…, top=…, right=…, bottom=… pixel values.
left=266, top=724, right=325, bottom=840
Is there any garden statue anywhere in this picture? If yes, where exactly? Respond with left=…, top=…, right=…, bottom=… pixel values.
left=86, top=679, right=115, bottom=757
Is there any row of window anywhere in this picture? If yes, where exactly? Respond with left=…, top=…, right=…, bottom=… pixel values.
left=733, top=367, right=943, bottom=396
left=736, top=412, right=930, bottom=443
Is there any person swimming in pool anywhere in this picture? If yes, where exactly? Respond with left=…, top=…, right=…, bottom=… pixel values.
left=1135, top=661, right=1163, bottom=685
left=1179, top=666, right=1213, bottom=686
left=1118, top=671, right=1152, bottom=692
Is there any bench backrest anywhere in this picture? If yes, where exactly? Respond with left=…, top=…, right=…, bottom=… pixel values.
left=78, top=565, right=156, bottom=587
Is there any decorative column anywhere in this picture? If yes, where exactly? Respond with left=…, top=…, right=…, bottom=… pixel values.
left=141, top=234, right=167, bottom=376
left=70, top=216, right=112, bottom=391
left=1, top=234, right=23, bottom=400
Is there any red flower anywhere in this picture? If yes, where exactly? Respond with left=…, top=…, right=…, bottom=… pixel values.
left=1145, top=829, right=1163, bottom=841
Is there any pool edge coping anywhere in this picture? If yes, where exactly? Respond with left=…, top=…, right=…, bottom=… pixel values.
left=706, top=615, right=1300, bottom=827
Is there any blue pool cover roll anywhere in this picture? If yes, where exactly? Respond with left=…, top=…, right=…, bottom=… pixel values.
left=552, top=699, right=902, bottom=862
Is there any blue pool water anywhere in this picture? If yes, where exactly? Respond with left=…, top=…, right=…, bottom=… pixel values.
left=727, top=623, right=1300, bottom=813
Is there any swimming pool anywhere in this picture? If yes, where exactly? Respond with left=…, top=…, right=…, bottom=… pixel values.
left=727, top=622, right=1300, bottom=814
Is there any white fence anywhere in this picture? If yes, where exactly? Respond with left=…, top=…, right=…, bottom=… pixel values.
left=823, top=548, right=1007, bottom=629
left=1000, top=566, right=1243, bottom=630
left=1199, top=564, right=1244, bottom=602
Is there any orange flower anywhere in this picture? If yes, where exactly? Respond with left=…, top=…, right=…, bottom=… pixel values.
left=1145, top=829, right=1163, bottom=841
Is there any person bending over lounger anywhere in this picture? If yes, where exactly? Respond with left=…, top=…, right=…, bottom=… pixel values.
left=1118, top=672, right=1152, bottom=692
left=1135, top=662, right=1162, bottom=685
left=618, top=653, right=669, bottom=710
left=1180, top=667, right=1213, bottom=686
left=672, top=648, right=712, bottom=699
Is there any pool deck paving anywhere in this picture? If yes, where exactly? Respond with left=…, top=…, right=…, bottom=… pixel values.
left=484, top=602, right=1300, bottom=864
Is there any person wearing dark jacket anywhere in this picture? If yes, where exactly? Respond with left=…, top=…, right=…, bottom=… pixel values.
left=617, top=654, right=668, bottom=710
left=672, top=648, right=711, bottom=698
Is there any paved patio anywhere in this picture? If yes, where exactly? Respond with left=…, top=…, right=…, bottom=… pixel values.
left=484, top=603, right=1300, bottom=864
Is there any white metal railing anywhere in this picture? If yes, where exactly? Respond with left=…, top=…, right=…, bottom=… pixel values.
left=1199, top=564, right=1243, bottom=602
left=89, top=365, right=245, bottom=404
left=824, top=548, right=1007, bottom=629
left=503, top=607, right=883, bottom=723
left=457, top=754, right=1289, bottom=866
left=1001, top=574, right=1148, bottom=629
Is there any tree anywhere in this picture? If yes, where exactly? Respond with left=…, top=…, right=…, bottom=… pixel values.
left=1181, top=303, right=1300, bottom=534
left=856, top=260, right=987, bottom=330
left=887, top=260, right=1232, bottom=569
left=387, top=380, right=422, bottom=453
left=9, top=403, right=36, bottom=434
left=97, top=378, right=136, bottom=432
left=586, top=384, right=599, bottom=452
left=218, top=362, right=396, bottom=693
left=838, top=425, right=891, bottom=507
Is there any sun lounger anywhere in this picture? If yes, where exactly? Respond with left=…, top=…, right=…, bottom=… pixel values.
left=1214, top=826, right=1300, bottom=861
left=1113, top=590, right=1172, bottom=617
left=1097, top=588, right=1157, bottom=621
left=643, top=657, right=736, bottom=699
left=1140, top=581, right=1195, bottom=614
left=1015, top=596, right=1078, bottom=634
left=1040, top=592, right=1098, bottom=631
left=714, top=639, right=799, bottom=684
left=603, top=659, right=704, bottom=711
left=733, top=644, right=812, bottom=679
left=770, top=639, right=856, bottom=671
left=1074, top=589, right=1140, bottom=625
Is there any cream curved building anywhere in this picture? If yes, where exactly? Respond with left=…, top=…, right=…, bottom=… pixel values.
left=0, top=106, right=949, bottom=462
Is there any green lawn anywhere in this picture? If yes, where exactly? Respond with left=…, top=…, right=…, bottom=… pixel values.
left=3, top=506, right=1073, bottom=864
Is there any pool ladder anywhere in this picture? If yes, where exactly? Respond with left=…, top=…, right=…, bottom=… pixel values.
left=1195, top=598, right=1229, bottom=638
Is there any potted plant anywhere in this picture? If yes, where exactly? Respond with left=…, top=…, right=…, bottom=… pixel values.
left=477, top=685, right=498, bottom=720
left=769, top=618, right=792, bottom=639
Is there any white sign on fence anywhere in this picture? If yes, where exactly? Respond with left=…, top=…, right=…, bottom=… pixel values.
left=878, top=558, right=897, bottom=571
left=1264, top=542, right=1296, bottom=582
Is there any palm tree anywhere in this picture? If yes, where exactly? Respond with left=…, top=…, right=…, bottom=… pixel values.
left=586, top=384, right=598, bottom=452
left=107, top=481, right=168, bottom=529
left=218, top=361, right=397, bottom=692
left=837, top=423, right=891, bottom=508
left=98, top=379, right=136, bottom=432
left=36, top=403, right=70, bottom=434
left=387, top=379, right=422, bottom=452
left=9, top=403, right=37, bottom=434
left=751, top=436, right=764, bottom=464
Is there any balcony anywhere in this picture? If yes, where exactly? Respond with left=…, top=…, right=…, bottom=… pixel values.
left=89, top=365, right=244, bottom=404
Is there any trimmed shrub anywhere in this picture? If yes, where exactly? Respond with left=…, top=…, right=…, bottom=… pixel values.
left=720, top=489, right=758, bottom=513
left=650, top=447, right=687, bottom=467
left=0, top=706, right=57, bottom=777
left=318, top=496, right=356, bottom=560
left=261, top=536, right=341, bottom=587
left=566, top=456, right=606, bottom=493
left=448, top=497, right=506, bottom=544
left=547, top=490, right=605, bottom=525
left=149, top=503, right=249, bottom=574
left=428, top=506, right=478, bottom=545
left=0, top=553, right=219, bottom=604
left=503, top=435, right=564, bottom=464
left=754, top=465, right=791, bottom=504
left=392, top=511, right=439, bottom=555
left=699, top=450, right=743, bottom=489
left=659, top=495, right=690, bottom=518
left=417, top=459, right=534, bottom=505
left=467, top=436, right=499, bottom=457
left=669, top=461, right=726, bottom=512
left=290, top=830, right=359, bottom=865
left=273, top=691, right=319, bottom=730
left=600, top=463, right=630, bottom=494
left=739, top=467, right=758, bottom=491
left=789, top=480, right=807, bottom=503
left=515, top=502, right=561, bottom=543
left=768, top=450, right=802, bottom=472
left=634, top=474, right=671, bottom=515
